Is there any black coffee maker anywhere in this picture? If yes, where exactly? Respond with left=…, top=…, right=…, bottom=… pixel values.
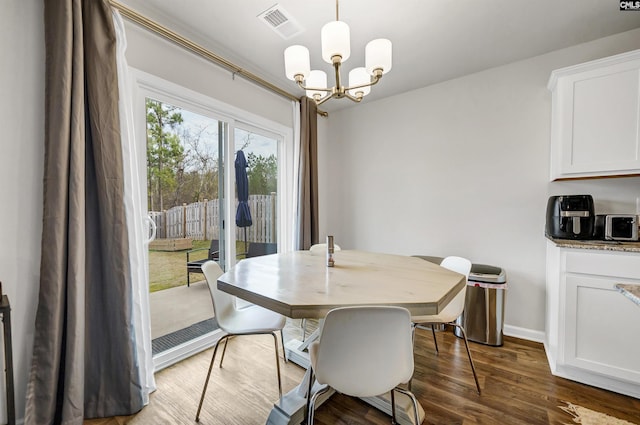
left=546, top=195, right=595, bottom=240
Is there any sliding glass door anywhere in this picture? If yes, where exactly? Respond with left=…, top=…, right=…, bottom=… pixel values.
left=134, top=70, right=292, bottom=370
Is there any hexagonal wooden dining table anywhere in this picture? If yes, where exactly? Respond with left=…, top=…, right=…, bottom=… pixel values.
left=217, top=250, right=466, bottom=425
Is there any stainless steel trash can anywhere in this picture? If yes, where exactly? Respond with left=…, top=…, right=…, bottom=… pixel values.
left=454, top=264, right=507, bottom=346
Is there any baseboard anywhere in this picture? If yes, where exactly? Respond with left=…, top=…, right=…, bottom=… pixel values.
left=553, top=363, right=640, bottom=399
left=503, top=324, right=545, bottom=343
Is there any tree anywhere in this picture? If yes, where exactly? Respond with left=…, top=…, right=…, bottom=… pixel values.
left=246, top=152, right=277, bottom=195
left=178, top=124, right=219, bottom=204
left=146, top=99, right=184, bottom=211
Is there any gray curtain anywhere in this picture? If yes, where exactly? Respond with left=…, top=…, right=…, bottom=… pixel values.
left=25, top=0, right=143, bottom=423
left=296, top=97, right=319, bottom=250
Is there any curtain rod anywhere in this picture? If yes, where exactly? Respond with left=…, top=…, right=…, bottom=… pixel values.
left=109, top=0, right=328, bottom=117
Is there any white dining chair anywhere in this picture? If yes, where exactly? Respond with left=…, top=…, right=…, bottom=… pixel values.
left=195, top=260, right=287, bottom=422
left=308, top=242, right=341, bottom=255
left=411, top=255, right=481, bottom=394
left=306, top=306, right=421, bottom=425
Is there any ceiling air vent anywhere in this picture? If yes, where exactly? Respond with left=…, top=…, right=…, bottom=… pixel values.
left=258, top=4, right=304, bottom=40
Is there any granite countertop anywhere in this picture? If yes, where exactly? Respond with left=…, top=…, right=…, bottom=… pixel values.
left=547, top=236, right=640, bottom=253
left=615, top=284, right=640, bottom=306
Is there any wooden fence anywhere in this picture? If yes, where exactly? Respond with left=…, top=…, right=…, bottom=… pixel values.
left=149, top=193, right=277, bottom=243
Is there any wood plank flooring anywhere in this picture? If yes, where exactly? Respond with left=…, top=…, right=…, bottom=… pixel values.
left=84, top=327, right=640, bottom=425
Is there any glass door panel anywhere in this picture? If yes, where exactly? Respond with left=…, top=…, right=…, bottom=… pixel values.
left=145, top=97, right=223, bottom=358
left=233, top=127, right=279, bottom=262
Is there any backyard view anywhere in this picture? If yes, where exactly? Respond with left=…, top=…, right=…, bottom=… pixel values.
left=146, top=98, right=279, bottom=292
left=148, top=240, right=255, bottom=292
left=148, top=239, right=209, bottom=292
left=145, top=97, right=280, bottom=350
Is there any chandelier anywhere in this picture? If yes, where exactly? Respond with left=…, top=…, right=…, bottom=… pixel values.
left=284, top=0, right=392, bottom=105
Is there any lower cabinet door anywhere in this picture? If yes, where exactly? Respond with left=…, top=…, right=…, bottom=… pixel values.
left=564, top=274, right=640, bottom=384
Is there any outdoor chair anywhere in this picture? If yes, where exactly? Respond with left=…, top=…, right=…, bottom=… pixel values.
left=246, top=242, right=277, bottom=258
left=411, top=255, right=481, bottom=394
left=186, top=239, right=220, bottom=287
left=306, top=306, right=420, bottom=425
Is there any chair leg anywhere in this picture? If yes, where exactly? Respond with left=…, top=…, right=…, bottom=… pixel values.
left=219, top=336, right=230, bottom=367
left=306, top=367, right=314, bottom=423
left=408, top=324, right=417, bottom=392
left=280, top=329, right=288, bottom=363
left=395, top=386, right=421, bottom=425
left=452, top=323, right=481, bottom=395
left=307, top=383, right=331, bottom=425
left=431, top=324, right=439, bottom=354
left=271, top=332, right=283, bottom=399
left=301, top=318, right=307, bottom=342
left=390, top=388, right=397, bottom=424
left=195, top=334, right=229, bottom=422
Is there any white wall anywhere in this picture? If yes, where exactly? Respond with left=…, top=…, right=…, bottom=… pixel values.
left=321, top=28, right=640, bottom=336
left=0, top=0, right=44, bottom=422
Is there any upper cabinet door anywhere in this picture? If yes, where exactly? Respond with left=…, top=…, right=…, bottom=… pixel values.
left=548, top=50, right=640, bottom=181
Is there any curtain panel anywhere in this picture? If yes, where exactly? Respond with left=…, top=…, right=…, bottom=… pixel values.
left=295, top=97, right=319, bottom=250
left=25, top=0, right=143, bottom=423
left=112, top=9, right=157, bottom=406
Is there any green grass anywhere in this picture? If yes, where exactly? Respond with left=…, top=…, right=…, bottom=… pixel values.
left=148, top=240, right=248, bottom=293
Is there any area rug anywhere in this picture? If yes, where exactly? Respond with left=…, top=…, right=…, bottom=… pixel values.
left=560, top=402, right=638, bottom=425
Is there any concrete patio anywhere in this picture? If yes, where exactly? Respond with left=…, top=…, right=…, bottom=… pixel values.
left=148, top=275, right=316, bottom=357
left=149, top=278, right=213, bottom=339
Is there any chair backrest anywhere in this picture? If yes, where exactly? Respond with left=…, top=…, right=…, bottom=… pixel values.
left=309, top=243, right=341, bottom=255
left=439, top=256, right=472, bottom=317
left=202, top=260, right=235, bottom=331
left=440, top=256, right=471, bottom=278
left=247, top=242, right=277, bottom=258
left=208, top=239, right=220, bottom=260
left=312, top=306, right=414, bottom=397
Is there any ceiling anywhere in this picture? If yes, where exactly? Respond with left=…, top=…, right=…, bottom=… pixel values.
left=117, top=0, right=640, bottom=111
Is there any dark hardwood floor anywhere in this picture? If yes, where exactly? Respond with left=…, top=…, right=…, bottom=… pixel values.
left=311, top=327, right=640, bottom=425
left=85, top=326, right=640, bottom=425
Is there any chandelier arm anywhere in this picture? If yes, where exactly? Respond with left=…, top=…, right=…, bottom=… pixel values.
left=315, top=93, right=337, bottom=106
left=295, top=80, right=334, bottom=93
left=343, top=92, right=363, bottom=103
left=343, top=69, right=383, bottom=92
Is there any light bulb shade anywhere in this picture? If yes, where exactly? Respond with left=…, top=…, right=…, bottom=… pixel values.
left=284, top=45, right=310, bottom=80
left=348, top=67, right=371, bottom=97
left=306, top=70, right=328, bottom=99
left=321, top=21, right=350, bottom=64
left=365, top=38, right=392, bottom=75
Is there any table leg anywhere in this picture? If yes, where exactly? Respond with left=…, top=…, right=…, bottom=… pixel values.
left=266, top=367, right=334, bottom=425
left=284, top=338, right=311, bottom=369
left=285, top=322, right=321, bottom=369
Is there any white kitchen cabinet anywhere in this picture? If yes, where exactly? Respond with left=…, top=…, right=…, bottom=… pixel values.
left=548, top=49, right=640, bottom=180
left=545, top=241, right=640, bottom=398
